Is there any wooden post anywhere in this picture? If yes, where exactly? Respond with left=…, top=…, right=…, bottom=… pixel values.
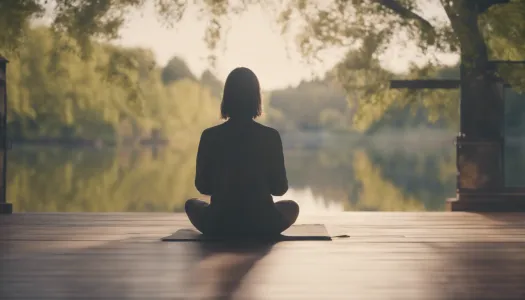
left=451, top=61, right=505, bottom=211
left=390, top=60, right=525, bottom=212
left=0, top=56, right=12, bottom=214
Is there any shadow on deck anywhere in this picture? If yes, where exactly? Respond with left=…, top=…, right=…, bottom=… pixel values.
left=1, top=212, right=525, bottom=299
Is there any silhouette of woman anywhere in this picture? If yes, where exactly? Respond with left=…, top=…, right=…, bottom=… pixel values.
left=185, top=67, right=299, bottom=238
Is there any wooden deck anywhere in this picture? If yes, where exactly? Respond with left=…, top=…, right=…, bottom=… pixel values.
left=1, top=212, right=525, bottom=300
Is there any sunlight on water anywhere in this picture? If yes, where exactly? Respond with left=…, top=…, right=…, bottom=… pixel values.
left=274, top=188, right=344, bottom=213
left=7, top=138, right=479, bottom=213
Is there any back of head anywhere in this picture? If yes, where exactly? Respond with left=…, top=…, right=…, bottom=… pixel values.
left=221, top=67, right=262, bottom=120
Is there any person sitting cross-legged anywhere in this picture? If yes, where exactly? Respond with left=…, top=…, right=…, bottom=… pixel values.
left=185, top=67, right=299, bottom=238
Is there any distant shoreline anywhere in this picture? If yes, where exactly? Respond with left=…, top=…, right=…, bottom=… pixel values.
left=9, top=130, right=525, bottom=150
left=9, top=137, right=169, bottom=149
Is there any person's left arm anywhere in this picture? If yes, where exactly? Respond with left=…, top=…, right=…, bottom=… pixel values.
left=195, top=130, right=213, bottom=195
left=268, top=129, right=288, bottom=196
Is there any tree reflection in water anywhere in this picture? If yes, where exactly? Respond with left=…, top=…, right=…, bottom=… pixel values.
left=7, top=137, right=485, bottom=213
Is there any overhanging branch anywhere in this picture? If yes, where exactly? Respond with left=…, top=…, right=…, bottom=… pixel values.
left=375, top=0, right=435, bottom=34
left=468, top=0, right=511, bottom=13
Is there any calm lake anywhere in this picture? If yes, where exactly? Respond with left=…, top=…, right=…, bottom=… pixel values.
left=7, top=133, right=525, bottom=213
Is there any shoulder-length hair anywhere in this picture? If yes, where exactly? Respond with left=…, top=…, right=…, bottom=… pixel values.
left=221, top=67, right=262, bottom=120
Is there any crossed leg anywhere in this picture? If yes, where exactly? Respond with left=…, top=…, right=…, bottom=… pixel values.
left=273, top=200, right=300, bottom=233
left=185, top=198, right=300, bottom=236
left=185, top=198, right=211, bottom=234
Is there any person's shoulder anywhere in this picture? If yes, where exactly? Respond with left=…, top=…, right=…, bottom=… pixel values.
left=253, top=122, right=281, bottom=137
left=201, top=122, right=226, bottom=137
left=205, top=121, right=228, bottom=133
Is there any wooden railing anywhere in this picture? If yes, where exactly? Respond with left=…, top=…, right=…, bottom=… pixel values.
left=0, top=56, right=12, bottom=214
left=390, top=60, right=525, bottom=211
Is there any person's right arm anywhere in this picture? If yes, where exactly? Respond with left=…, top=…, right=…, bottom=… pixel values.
left=195, top=130, right=213, bottom=196
left=269, top=130, right=288, bottom=196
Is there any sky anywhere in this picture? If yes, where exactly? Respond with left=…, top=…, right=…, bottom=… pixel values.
left=112, top=1, right=459, bottom=90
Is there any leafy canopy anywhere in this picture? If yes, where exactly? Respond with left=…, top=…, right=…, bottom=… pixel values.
left=1, top=0, right=524, bottom=129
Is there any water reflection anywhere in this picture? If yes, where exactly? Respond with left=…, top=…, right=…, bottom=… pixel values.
left=274, top=188, right=345, bottom=213
left=6, top=137, right=480, bottom=213
left=504, top=141, right=525, bottom=187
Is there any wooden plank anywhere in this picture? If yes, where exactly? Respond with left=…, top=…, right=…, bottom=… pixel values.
left=1, top=213, right=525, bottom=299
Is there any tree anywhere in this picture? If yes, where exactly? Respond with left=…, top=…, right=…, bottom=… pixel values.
left=1, top=0, right=523, bottom=127
left=5, top=26, right=220, bottom=144
left=200, top=69, right=223, bottom=98
left=161, top=56, right=196, bottom=85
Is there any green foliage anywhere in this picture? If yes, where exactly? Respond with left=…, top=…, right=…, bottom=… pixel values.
left=262, top=65, right=463, bottom=133
left=359, top=64, right=461, bottom=133
left=264, top=78, right=352, bottom=131
left=6, top=27, right=523, bottom=143
left=161, top=56, right=196, bottom=85
left=0, top=0, right=42, bottom=53
left=6, top=26, right=219, bottom=144
left=2, top=0, right=524, bottom=131
left=280, top=0, right=523, bottom=129
left=200, top=69, right=223, bottom=98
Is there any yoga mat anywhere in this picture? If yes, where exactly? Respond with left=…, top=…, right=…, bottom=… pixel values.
left=161, top=224, right=332, bottom=242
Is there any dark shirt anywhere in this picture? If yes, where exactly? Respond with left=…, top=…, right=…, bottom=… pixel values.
left=195, top=118, right=288, bottom=214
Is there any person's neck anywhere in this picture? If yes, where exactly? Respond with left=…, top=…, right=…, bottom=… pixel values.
left=227, top=117, right=254, bottom=123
